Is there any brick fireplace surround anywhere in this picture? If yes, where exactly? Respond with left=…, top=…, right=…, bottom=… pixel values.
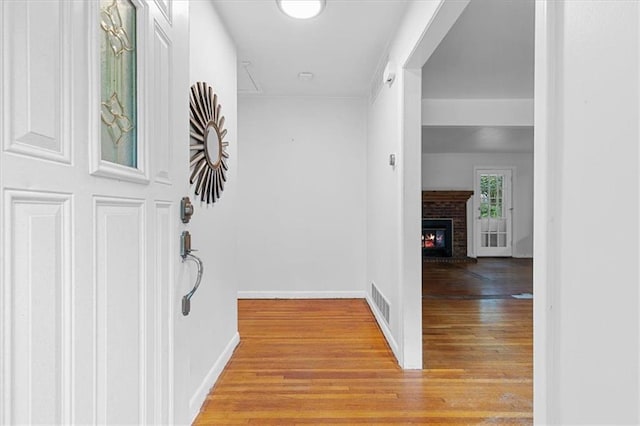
left=422, top=190, right=475, bottom=262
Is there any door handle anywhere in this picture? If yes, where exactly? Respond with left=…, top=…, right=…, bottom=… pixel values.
left=182, top=252, right=203, bottom=316
left=180, top=230, right=204, bottom=316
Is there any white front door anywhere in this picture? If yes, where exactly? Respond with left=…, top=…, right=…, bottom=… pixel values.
left=0, top=1, right=189, bottom=424
left=474, top=169, right=513, bottom=257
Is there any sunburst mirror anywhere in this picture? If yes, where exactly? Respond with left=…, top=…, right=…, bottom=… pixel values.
left=189, top=82, right=229, bottom=204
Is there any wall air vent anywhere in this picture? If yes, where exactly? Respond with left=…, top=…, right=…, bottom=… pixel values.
left=371, top=282, right=390, bottom=325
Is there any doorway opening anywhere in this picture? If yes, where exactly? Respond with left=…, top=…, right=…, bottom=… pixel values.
left=419, top=0, right=534, bottom=420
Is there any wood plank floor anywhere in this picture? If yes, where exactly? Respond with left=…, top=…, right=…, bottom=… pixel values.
left=423, top=258, right=533, bottom=299
left=194, top=289, right=532, bottom=424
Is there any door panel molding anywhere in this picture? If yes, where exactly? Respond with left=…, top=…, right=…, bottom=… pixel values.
left=153, top=0, right=172, bottom=26
left=1, top=190, right=72, bottom=425
left=152, top=201, right=174, bottom=424
left=93, top=196, right=147, bottom=425
left=1, top=0, right=72, bottom=164
left=152, top=21, right=173, bottom=185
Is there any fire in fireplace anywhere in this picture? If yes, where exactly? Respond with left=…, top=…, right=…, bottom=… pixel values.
left=423, top=230, right=445, bottom=248
left=422, top=218, right=453, bottom=257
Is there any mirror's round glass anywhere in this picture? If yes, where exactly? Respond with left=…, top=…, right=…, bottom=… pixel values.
left=205, top=125, right=221, bottom=167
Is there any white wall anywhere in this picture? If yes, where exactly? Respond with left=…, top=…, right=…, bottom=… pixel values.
left=421, top=152, right=533, bottom=257
left=367, top=0, right=447, bottom=368
left=367, top=73, right=403, bottom=358
left=535, top=0, right=640, bottom=423
left=183, top=2, right=239, bottom=423
left=236, top=97, right=367, bottom=297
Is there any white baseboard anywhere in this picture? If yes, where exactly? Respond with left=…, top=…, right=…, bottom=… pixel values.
left=188, top=332, right=240, bottom=423
left=238, top=290, right=366, bottom=299
left=365, top=294, right=401, bottom=365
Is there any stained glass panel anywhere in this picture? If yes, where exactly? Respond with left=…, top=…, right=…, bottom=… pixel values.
left=100, top=0, right=137, bottom=167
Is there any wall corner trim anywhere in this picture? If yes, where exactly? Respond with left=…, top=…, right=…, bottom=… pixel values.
left=188, top=332, right=240, bottom=423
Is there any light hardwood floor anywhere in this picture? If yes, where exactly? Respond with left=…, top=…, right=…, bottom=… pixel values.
left=194, top=292, right=532, bottom=424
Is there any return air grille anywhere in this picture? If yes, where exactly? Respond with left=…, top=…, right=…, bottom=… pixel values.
left=371, top=282, right=390, bottom=325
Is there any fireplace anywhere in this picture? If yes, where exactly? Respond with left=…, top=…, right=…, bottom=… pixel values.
left=422, top=218, right=453, bottom=257
left=422, top=191, right=474, bottom=261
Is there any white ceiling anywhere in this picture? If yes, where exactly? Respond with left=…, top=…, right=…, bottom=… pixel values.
left=422, top=126, right=533, bottom=154
left=421, top=0, right=534, bottom=154
left=422, top=0, right=534, bottom=99
left=213, top=0, right=409, bottom=97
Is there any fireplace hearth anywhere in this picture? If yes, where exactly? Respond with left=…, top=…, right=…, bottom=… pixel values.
left=422, top=218, right=453, bottom=257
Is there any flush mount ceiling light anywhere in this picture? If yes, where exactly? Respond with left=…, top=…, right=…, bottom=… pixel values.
left=277, top=0, right=326, bottom=19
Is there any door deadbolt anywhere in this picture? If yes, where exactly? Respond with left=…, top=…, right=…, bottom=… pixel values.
left=180, top=196, right=194, bottom=223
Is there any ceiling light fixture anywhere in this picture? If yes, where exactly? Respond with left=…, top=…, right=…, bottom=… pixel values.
left=277, top=0, right=326, bottom=19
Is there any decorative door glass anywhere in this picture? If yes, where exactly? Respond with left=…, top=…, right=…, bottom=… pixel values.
left=100, top=0, right=137, bottom=167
